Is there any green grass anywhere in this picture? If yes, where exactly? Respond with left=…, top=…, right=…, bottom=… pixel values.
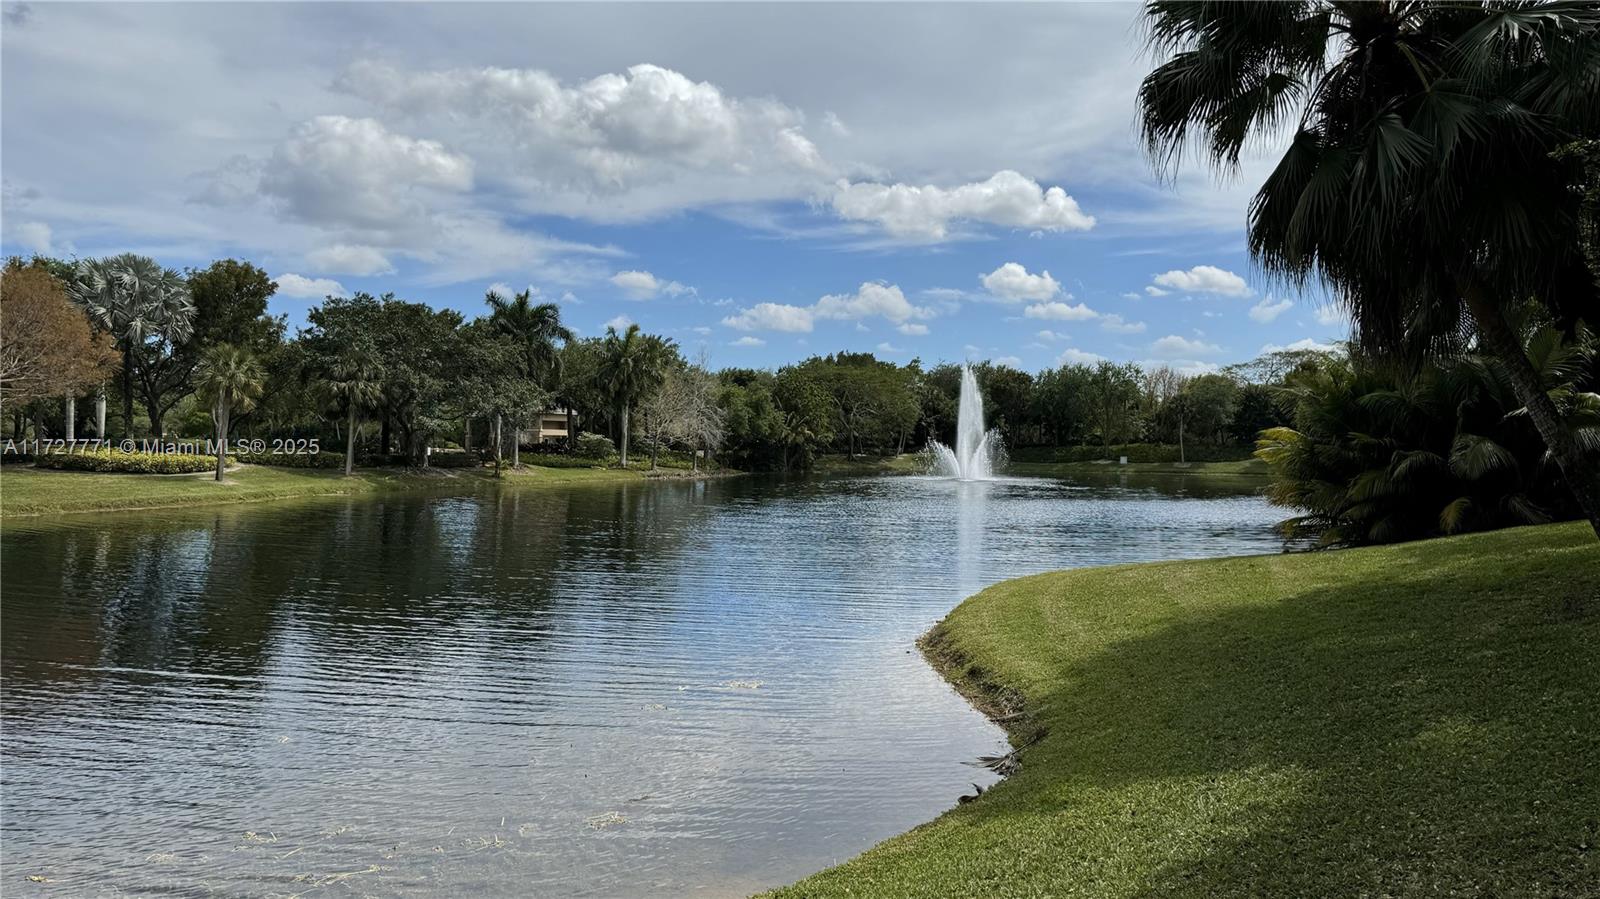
left=813, top=453, right=929, bottom=475
left=0, top=462, right=648, bottom=518
left=773, top=523, right=1600, bottom=898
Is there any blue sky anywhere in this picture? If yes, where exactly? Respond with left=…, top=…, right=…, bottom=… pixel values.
left=1, top=2, right=1348, bottom=375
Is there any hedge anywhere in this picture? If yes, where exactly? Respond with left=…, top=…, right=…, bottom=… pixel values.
left=1009, top=443, right=1256, bottom=464
left=230, top=449, right=346, bottom=469
left=35, top=449, right=216, bottom=474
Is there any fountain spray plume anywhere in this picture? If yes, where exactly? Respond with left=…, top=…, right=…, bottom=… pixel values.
left=929, top=364, right=1002, bottom=480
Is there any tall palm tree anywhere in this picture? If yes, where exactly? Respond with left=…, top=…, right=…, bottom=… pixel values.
left=597, top=324, right=672, bottom=467
left=195, top=344, right=264, bottom=482
left=320, top=354, right=384, bottom=476
left=487, top=289, right=572, bottom=463
left=69, top=254, right=195, bottom=440
left=1138, top=1, right=1600, bottom=536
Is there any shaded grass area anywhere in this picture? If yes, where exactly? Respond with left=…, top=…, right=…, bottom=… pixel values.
left=773, top=523, right=1600, bottom=898
left=0, top=463, right=649, bottom=518
left=813, top=454, right=928, bottom=476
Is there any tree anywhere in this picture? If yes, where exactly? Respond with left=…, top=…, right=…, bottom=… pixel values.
left=1139, top=0, right=1600, bottom=535
left=487, top=289, right=571, bottom=465
left=69, top=254, right=195, bottom=438
left=1085, top=361, right=1142, bottom=455
left=195, top=344, right=264, bottom=481
left=318, top=351, right=383, bottom=476
left=0, top=262, right=119, bottom=416
left=597, top=324, right=674, bottom=466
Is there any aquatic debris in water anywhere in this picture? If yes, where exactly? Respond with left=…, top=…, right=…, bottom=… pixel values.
left=966, top=750, right=1021, bottom=777
left=718, top=680, right=763, bottom=690
left=586, top=812, right=628, bottom=829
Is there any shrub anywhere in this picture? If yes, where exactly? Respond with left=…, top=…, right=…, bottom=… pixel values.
left=36, top=448, right=215, bottom=474
left=427, top=450, right=481, bottom=469
left=231, top=449, right=345, bottom=469
left=573, top=432, right=615, bottom=460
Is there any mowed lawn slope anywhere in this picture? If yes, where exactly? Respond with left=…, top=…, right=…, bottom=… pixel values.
left=774, top=523, right=1600, bottom=898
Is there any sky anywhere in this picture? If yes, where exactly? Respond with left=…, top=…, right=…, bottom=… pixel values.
left=0, top=1, right=1349, bottom=375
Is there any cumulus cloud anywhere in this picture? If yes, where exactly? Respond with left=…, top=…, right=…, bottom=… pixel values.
left=730, top=336, right=766, bottom=347
left=831, top=170, right=1094, bottom=240
left=1035, top=329, right=1063, bottom=341
left=603, top=314, right=635, bottom=331
left=610, top=269, right=693, bottom=300
left=1024, top=301, right=1098, bottom=322
left=1150, top=334, right=1223, bottom=357
left=979, top=262, right=1060, bottom=302
left=813, top=282, right=931, bottom=323
left=993, top=355, right=1024, bottom=368
left=11, top=221, right=51, bottom=253
left=1057, top=347, right=1104, bottom=365
left=1149, top=264, right=1250, bottom=297
left=1248, top=296, right=1293, bottom=323
left=876, top=342, right=904, bottom=354
left=722, top=302, right=815, bottom=333
left=1261, top=337, right=1340, bottom=354
left=1315, top=304, right=1350, bottom=327
left=1142, top=359, right=1221, bottom=377
left=274, top=273, right=347, bottom=299
left=1099, top=314, right=1146, bottom=334
left=897, top=322, right=929, bottom=336
left=335, top=60, right=828, bottom=219
left=306, top=243, right=395, bottom=276
left=260, top=116, right=473, bottom=230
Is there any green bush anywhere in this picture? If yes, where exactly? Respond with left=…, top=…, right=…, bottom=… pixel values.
left=526, top=453, right=609, bottom=469
left=231, top=449, right=345, bottom=469
left=1010, top=443, right=1255, bottom=464
left=573, top=432, right=615, bottom=460
left=36, top=449, right=216, bottom=474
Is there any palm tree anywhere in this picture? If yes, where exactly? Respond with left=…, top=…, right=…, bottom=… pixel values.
left=320, top=354, right=383, bottom=476
left=1138, top=1, right=1600, bottom=536
left=195, top=344, right=264, bottom=482
left=69, top=254, right=195, bottom=439
left=487, top=289, right=573, bottom=465
left=597, top=324, right=672, bottom=467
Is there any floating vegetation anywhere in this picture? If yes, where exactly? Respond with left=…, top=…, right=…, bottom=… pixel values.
left=719, top=680, right=763, bottom=690
left=586, top=812, right=628, bottom=829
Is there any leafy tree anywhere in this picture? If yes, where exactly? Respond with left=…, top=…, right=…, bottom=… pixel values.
left=977, top=363, right=1036, bottom=447
left=1085, top=361, right=1143, bottom=455
left=487, top=289, right=572, bottom=459
left=317, top=350, right=383, bottom=476
left=0, top=261, right=118, bottom=420
left=194, top=344, right=264, bottom=481
left=1139, top=0, right=1600, bottom=535
left=69, top=254, right=195, bottom=438
left=1182, top=374, right=1241, bottom=446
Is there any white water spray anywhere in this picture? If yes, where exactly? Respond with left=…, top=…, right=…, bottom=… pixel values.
left=930, top=364, right=1001, bottom=480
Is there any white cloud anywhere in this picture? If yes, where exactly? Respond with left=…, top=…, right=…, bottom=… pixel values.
left=260, top=116, right=473, bottom=230
left=610, top=269, right=693, bottom=300
left=831, top=170, right=1094, bottom=240
left=274, top=273, right=347, bottom=299
left=813, top=282, right=931, bottom=323
left=1261, top=337, right=1340, bottom=354
left=306, top=243, right=394, bottom=276
left=1035, top=329, right=1062, bottom=341
left=1248, top=296, right=1293, bottom=323
left=560, top=290, right=579, bottom=303
left=336, top=60, right=828, bottom=220
left=1151, top=334, right=1223, bottom=358
left=1141, top=359, right=1221, bottom=377
left=12, top=221, right=52, bottom=253
left=897, top=322, right=929, bottom=336
left=603, top=314, right=635, bottom=331
left=979, top=262, right=1060, bottom=302
left=721, top=302, right=815, bottom=333
left=1099, top=314, right=1146, bottom=334
left=1315, top=304, right=1350, bottom=327
left=730, top=336, right=766, bottom=347
left=1150, top=264, right=1250, bottom=297
left=1121, top=292, right=1143, bottom=301
left=1024, top=301, right=1098, bottom=321
left=1057, top=347, right=1104, bottom=365
left=1144, top=286, right=1171, bottom=297
left=876, top=341, right=904, bottom=354
left=993, top=355, right=1024, bottom=368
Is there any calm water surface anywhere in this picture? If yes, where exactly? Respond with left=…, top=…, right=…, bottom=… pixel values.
left=2, top=471, right=1283, bottom=897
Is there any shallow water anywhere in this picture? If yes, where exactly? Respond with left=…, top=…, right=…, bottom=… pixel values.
left=1, top=471, right=1283, bottom=897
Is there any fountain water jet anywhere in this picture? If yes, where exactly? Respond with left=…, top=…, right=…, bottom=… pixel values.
left=930, top=364, right=1001, bottom=480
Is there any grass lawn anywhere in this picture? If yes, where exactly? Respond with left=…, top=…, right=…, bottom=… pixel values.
left=814, top=454, right=929, bottom=475
left=773, top=522, right=1600, bottom=898
left=0, top=463, right=648, bottom=518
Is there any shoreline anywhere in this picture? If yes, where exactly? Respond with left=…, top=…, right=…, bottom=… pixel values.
left=0, top=463, right=737, bottom=519
left=770, top=522, right=1600, bottom=897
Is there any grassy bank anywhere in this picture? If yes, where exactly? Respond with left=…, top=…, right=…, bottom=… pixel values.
left=813, top=454, right=928, bottom=476
left=774, top=522, right=1600, bottom=897
left=0, top=463, right=653, bottom=518
left=1008, top=457, right=1270, bottom=478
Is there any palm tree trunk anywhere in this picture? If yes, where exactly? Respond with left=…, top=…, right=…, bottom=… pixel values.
left=1178, top=416, right=1185, bottom=464
left=463, top=416, right=473, bottom=453
left=566, top=405, right=576, bottom=450
left=345, top=407, right=357, bottom=476
left=493, top=412, right=503, bottom=476
left=512, top=419, right=520, bottom=468
left=121, top=346, right=135, bottom=438
left=619, top=403, right=630, bottom=467
left=214, top=400, right=229, bottom=482
left=1463, top=282, right=1600, bottom=538
left=64, top=394, right=75, bottom=443
left=95, top=388, right=106, bottom=438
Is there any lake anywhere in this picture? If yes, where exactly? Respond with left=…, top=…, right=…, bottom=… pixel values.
left=1, top=470, right=1284, bottom=896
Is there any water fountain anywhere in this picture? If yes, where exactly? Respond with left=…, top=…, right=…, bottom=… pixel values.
left=930, top=364, right=1001, bottom=480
